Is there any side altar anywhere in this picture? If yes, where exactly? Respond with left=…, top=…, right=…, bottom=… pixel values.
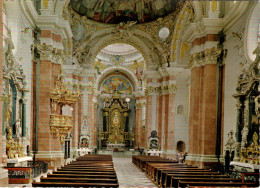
left=98, top=92, right=134, bottom=148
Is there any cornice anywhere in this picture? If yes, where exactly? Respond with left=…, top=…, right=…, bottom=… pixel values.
left=19, top=0, right=72, bottom=40
left=145, top=84, right=177, bottom=96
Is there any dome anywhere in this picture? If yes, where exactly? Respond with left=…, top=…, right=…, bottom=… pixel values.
left=70, top=0, right=181, bottom=24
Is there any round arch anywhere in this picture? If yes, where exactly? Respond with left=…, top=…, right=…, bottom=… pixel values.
left=87, top=35, right=158, bottom=68
left=245, top=2, right=260, bottom=62
left=96, top=66, right=140, bottom=93
left=78, top=26, right=165, bottom=69
left=170, top=2, right=196, bottom=64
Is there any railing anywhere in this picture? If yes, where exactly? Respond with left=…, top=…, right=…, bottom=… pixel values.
left=5, top=167, right=31, bottom=184
left=99, top=132, right=133, bottom=141
left=5, top=161, right=48, bottom=184
left=50, top=115, right=73, bottom=143
left=27, top=161, right=48, bottom=174
left=50, top=115, right=73, bottom=127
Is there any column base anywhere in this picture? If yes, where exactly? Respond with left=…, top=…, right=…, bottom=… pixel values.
left=0, top=165, right=8, bottom=187
left=163, top=150, right=177, bottom=160
left=34, top=151, right=65, bottom=170
left=71, top=147, right=79, bottom=158
left=186, top=154, right=223, bottom=168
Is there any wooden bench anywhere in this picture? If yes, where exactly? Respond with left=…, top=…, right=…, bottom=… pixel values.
left=167, top=174, right=230, bottom=188
left=153, top=166, right=199, bottom=183
left=179, top=180, right=259, bottom=187
left=47, top=173, right=117, bottom=179
left=158, top=169, right=218, bottom=187
left=40, top=176, right=118, bottom=183
left=57, top=168, right=115, bottom=172
left=53, top=170, right=116, bottom=175
left=132, top=155, right=175, bottom=171
left=171, top=177, right=242, bottom=188
left=146, top=163, right=192, bottom=178
left=32, top=181, right=119, bottom=187
left=32, top=154, right=119, bottom=187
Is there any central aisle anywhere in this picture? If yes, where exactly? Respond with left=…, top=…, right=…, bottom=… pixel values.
left=113, top=156, right=156, bottom=187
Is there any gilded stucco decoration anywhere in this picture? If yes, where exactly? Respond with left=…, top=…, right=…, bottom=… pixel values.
left=64, top=0, right=186, bottom=68
left=31, top=43, right=66, bottom=63
left=188, top=47, right=222, bottom=69
left=171, top=3, right=195, bottom=62
left=233, top=44, right=260, bottom=164
left=135, top=102, right=146, bottom=109
left=145, top=84, right=177, bottom=96
left=50, top=74, right=81, bottom=144
left=3, top=29, right=28, bottom=159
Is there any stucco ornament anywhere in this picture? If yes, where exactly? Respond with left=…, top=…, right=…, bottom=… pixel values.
left=114, top=21, right=137, bottom=38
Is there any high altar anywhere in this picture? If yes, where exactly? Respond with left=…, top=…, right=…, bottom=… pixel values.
left=99, top=92, right=133, bottom=148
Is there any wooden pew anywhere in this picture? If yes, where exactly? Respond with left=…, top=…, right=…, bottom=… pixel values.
left=153, top=166, right=198, bottom=184
left=158, top=169, right=218, bottom=187
left=57, top=168, right=115, bottom=172
left=53, top=170, right=116, bottom=175
left=167, top=174, right=230, bottom=188
left=47, top=173, right=117, bottom=179
left=32, top=181, right=119, bottom=187
left=40, top=176, right=118, bottom=184
left=60, top=166, right=115, bottom=170
left=132, top=155, right=175, bottom=171
left=146, top=163, right=193, bottom=179
left=171, top=177, right=241, bottom=188
left=32, top=154, right=119, bottom=187
left=179, top=180, right=259, bottom=187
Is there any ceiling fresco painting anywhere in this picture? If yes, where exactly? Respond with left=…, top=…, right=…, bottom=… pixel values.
left=101, top=75, right=133, bottom=95
left=93, top=43, right=145, bottom=81
left=70, top=0, right=182, bottom=24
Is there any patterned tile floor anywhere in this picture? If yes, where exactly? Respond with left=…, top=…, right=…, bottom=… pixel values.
left=113, top=156, right=157, bottom=188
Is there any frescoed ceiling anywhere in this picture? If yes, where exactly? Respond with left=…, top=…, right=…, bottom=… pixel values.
left=70, top=0, right=182, bottom=24
left=101, top=43, right=138, bottom=55
left=94, top=43, right=145, bottom=81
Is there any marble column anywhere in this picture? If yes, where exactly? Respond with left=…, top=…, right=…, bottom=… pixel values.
left=134, top=98, right=142, bottom=147
left=187, top=67, right=202, bottom=163
left=166, top=90, right=176, bottom=153
left=200, top=64, right=217, bottom=156
left=35, top=45, right=64, bottom=170
left=157, top=95, right=163, bottom=147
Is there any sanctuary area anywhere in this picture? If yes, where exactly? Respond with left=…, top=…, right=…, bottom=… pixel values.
left=0, top=0, right=259, bottom=187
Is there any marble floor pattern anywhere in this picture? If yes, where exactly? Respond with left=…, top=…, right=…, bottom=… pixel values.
left=113, top=156, right=157, bottom=188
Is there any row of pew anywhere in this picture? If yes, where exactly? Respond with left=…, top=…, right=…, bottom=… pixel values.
left=132, top=155, right=259, bottom=188
left=32, top=154, right=119, bottom=187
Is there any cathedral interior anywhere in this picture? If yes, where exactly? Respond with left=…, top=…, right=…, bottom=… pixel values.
left=0, top=0, right=259, bottom=187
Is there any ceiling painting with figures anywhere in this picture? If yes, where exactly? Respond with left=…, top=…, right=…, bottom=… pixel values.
left=100, top=75, right=133, bottom=95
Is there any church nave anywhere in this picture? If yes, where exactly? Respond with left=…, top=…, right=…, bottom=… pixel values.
left=0, top=0, right=259, bottom=187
